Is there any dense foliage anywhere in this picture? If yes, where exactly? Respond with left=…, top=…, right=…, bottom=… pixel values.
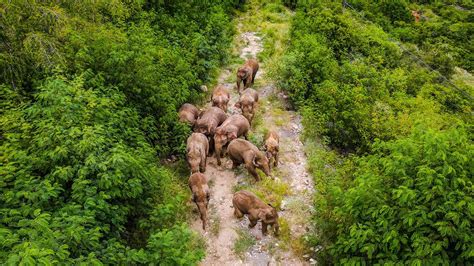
left=277, top=1, right=473, bottom=264
left=347, top=0, right=474, bottom=74
left=1, top=1, right=241, bottom=264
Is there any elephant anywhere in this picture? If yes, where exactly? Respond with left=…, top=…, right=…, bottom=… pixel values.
left=232, top=190, right=279, bottom=235
left=235, top=88, right=259, bottom=125
left=189, top=173, right=210, bottom=230
left=194, top=107, right=227, bottom=154
left=193, top=107, right=228, bottom=137
left=178, top=103, right=199, bottom=126
left=211, top=85, right=230, bottom=112
left=186, top=133, right=209, bottom=173
left=263, top=130, right=279, bottom=168
left=227, top=138, right=271, bottom=180
left=214, top=114, right=250, bottom=166
left=236, top=59, right=259, bottom=93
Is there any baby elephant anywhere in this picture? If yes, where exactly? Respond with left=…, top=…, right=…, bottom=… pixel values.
left=214, top=114, right=250, bottom=166
left=211, top=85, right=230, bottom=112
left=186, top=133, right=209, bottom=173
left=235, top=88, right=259, bottom=125
left=264, top=130, right=279, bottom=168
left=236, top=59, right=259, bottom=93
left=227, top=139, right=271, bottom=180
left=189, top=173, right=210, bottom=230
left=179, top=103, right=199, bottom=126
left=233, top=190, right=279, bottom=235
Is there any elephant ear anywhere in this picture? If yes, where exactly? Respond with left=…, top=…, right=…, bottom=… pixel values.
left=257, top=210, right=266, bottom=221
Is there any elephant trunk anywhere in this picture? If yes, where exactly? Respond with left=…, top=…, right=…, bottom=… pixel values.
left=261, top=163, right=271, bottom=177
left=197, top=202, right=208, bottom=230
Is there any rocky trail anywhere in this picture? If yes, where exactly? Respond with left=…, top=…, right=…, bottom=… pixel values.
left=190, top=6, right=314, bottom=266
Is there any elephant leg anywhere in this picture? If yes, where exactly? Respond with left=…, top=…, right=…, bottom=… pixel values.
left=246, top=165, right=259, bottom=181
left=244, top=132, right=248, bottom=140
left=236, top=79, right=241, bottom=93
left=261, top=222, right=268, bottom=235
left=248, top=74, right=254, bottom=87
left=216, top=148, right=222, bottom=166
left=200, top=158, right=206, bottom=173
left=208, top=138, right=215, bottom=156
left=274, top=153, right=279, bottom=167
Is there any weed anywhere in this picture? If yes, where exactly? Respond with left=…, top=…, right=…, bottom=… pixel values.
left=208, top=204, right=221, bottom=236
left=277, top=217, right=291, bottom=250
left=233, top=228, right=256, bottom=259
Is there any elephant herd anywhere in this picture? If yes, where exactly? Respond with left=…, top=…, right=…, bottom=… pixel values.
left=178, top=59, right=280, bottom=236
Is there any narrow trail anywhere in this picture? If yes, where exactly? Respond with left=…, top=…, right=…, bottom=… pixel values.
left=191, top=7, right=314, bottom=266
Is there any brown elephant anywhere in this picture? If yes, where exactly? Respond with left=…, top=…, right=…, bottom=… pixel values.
left=232, top=190, right=279, bottom=235
left=179, top=103, right=199, bottom=126
left=227, top=139, right=271, bottom=180
left=214, top=114, right=250, bottom=166
left=186, top=133, right=209, bottom=173
left=211, top=85, right=230, bottom=112
left=235, top=88, right=259, bottom=125
left=264, top=130, right=279, bottom=168
left=236, top=59, right=259, bottom=93
left=189, top=173, right=210, bottom=230
left=194, top=107, right=227, bottom=137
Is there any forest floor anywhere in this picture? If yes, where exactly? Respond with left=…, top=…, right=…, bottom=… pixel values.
left=190, top=2, right=315, bottom=265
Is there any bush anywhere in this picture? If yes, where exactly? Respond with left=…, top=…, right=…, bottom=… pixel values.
left=279, top=3, right=471, bottom=152
left=0, top=76, right=202, bottom=264
left=315, top=127, right=473, bottom=264
left=282, top=2, right=474, bottom=264
left=0, top=1, right=241, bottom=264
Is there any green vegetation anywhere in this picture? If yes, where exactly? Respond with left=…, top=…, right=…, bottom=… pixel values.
left=1, top=1, right=242, bottom=264
left=277, top=1, right=473, bottom=264
left=233, top=228, right=256, bottom=259
left=347, top=0, right=473, bottom=75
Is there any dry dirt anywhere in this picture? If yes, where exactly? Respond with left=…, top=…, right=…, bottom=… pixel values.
left=190, top=27, right=314, bottom=266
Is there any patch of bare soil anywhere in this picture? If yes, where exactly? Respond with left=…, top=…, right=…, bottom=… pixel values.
left=191, top=30, right=314, bottom=266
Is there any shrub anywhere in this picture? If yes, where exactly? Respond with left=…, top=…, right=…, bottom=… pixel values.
left=319, top=127, right=473, bottom=264
left=0, top=1, right=241, bottom=263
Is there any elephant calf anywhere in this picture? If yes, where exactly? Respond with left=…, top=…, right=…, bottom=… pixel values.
left=211, top=85, right=230, bottom=112
left=235, top=88, right=259, bottom=125
left=214, top=114, right=250, bottom=166
left=227, top=139, right=271, bottom=180
left=186, top=133, right=209, bottom=173
left=189, top=173, right=210, bottom=230
left=236, top=59, right=259, bottom=93
left=264, top=130, right=279, bottom=168
left=179, top=103, right=199, bottom=126
left=233, top=190, right=279, bottom=235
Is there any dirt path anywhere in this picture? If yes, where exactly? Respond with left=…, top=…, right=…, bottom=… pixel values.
left=191, top=6, right=314, bottom=266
